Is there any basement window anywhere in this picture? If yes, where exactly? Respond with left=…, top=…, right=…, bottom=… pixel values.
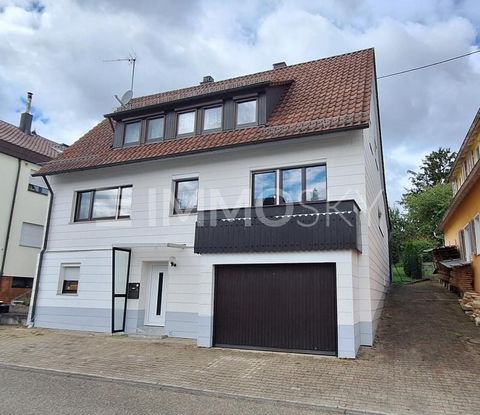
left=59, top=264, right=80, bottom=295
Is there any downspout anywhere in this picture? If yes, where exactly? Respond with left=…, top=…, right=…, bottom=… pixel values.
left=28, top=175, right=54, bottom=325
left=0, top=158, right=21, bottom=278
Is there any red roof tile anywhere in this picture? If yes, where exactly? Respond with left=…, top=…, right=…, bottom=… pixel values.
left=0, top=119, right=63, bottom=161
left=38, top=48, right=375, bottom=175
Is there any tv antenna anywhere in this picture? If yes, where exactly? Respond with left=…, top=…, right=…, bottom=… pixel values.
left=103, top=54, right=137, bottom=107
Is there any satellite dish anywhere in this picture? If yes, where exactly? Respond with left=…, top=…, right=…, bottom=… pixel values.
left=114, top=89, right=133, bottom=107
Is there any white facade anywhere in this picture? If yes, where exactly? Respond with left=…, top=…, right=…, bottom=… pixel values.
left=30, top=119, right=390, bottom=358
left=0, top=152, right=49, bottom=279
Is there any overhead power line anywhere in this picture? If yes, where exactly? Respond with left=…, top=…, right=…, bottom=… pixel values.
left=377, top=48, right=480, bottom=79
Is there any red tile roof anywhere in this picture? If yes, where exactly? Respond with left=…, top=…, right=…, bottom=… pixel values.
left=38, top=48, right=375, bottom=175
left=0, top=119, right=63, bottom=162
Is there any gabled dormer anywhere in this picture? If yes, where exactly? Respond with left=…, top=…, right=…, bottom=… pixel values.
left=107, top=79, right=292, bottom=149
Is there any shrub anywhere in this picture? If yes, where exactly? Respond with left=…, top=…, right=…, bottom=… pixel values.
left=402, top=240, right=433, bottom=279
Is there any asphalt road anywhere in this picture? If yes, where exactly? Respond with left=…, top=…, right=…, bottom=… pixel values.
left=0, top=366, right=338, bottom=415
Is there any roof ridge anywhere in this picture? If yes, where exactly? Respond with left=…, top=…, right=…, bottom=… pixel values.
left=129, top=48, right=374, bottom=106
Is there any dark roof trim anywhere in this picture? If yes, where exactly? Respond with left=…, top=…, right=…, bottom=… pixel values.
left=34, top=122, right=368, bottom=177
left=0, top=139, right=51, bottom=164
left=104, top=81, right=291, bottom=120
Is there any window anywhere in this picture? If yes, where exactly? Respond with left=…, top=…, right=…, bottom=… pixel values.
left=254, top=164, right=326, bottom=206
left=19, top=222, right=44, bottom=248
left=475, top=215, right=480, bottom=255
left=28, top=171, right=48, bottom=195
left=203, top=106, right=222, bottom=131
left=124, top=121, right=141, bottom=145
left=461, top=224, right=474, bottom=260
left=236, top=99, right=257, bottom=126
left=60, top=265, right=80, bottom=294
left=146, top=117, right=164, bottom=141
left=11, top=277, right=33, bottom=289
left=173, top=179, right=198, bottom=214
left=305, top=165, right=327, bottom=201
left=177, top=111, right=196, bottom=135
left=253, top=171, right=277, bottom=206
left=74, top=186, right=132, bottom=221
left=281, top=168, right=302, bottom=203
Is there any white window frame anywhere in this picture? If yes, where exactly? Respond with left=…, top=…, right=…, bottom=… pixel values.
left=474, top=215, right=480, bottom=256
left=463, top=223, right=473, bottom=261
left=58, top=263, right=81, bottom=295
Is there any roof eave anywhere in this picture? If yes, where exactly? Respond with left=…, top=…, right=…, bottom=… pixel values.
left=35, top=122, right=369, bottom=177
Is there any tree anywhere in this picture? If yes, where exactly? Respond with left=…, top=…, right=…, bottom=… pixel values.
left=402, top=183, right=453, bottom=244
left=407, top=147, right=456, bottom=194
left=389, top=206, right=408, bottom=264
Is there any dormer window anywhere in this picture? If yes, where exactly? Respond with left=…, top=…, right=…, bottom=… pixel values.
left=147, top=117, right=165, bottom=142
left=203, top=106, right=222, bottom=131
left=124, top=121, right=141, bottom=145
left=177, top=111, right=196, bottom=136
left=236, top=99, right=257, bottom=127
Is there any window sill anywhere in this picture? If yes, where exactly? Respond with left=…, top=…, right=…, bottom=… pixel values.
left=70, top=218, right=131, bottom=224
left=57, top=293, right=78, bottom=296
left=170, top=212, right=198, bottom=217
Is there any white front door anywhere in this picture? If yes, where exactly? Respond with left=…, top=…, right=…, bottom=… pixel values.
left=145, top=265, right=168, bottom=326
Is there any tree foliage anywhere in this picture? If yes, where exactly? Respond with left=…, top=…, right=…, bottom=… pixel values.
left=406, top=147, right=456, bottom=194
left=389, top=206, right=408, bottom=264
left=401, top=183, right=453, bottom=244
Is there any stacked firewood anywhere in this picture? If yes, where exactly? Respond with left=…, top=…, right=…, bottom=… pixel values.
left=459, top=291, right=480, bottom=326
left=450, top=265, right=474, bottom=293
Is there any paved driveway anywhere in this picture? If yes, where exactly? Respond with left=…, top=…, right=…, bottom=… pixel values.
left=0, top=280, right=479, bottom=415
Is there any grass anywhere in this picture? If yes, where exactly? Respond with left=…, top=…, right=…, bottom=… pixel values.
left=392, top=262, right=435, bottom=284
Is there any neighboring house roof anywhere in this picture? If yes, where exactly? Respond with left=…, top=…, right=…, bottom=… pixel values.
left=448, top=109, right=480, bottom=181
left=440, top=109, right=480, bottom=230
left=37, top=48, right=376, bottom=176
left=0, top=119, right=64, bottom=164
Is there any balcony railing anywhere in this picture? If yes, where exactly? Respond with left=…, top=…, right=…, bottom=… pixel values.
left=194, top=200, right=361, bottom=254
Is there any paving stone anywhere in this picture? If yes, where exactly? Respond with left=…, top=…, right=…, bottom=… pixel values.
left=0, top=281, right=479, bottom=415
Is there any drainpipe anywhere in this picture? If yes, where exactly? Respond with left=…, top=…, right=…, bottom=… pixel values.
left=1, top=158, right=21, bottom=278
left=28, top=175, right=54, bottom=325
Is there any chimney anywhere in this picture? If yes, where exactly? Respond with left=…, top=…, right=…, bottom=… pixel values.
left=200, top=75, right=214, bottom=84
left=273, top=62, right=287, bottom=70
left=19, top=92, right=33, bottom=135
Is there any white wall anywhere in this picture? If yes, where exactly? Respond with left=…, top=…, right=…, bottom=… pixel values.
left=34, top=130, right=368, bottom=331
left=0, top=153, right=49, bottom=278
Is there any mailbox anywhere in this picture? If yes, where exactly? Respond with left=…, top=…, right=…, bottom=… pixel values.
left=127, top=283, right=140, bottom=299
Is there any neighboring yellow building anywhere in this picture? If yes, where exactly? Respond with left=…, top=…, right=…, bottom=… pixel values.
left=440, top=109, right=480, bottom=293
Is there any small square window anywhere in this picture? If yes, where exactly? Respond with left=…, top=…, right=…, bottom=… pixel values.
left=174, top=179, right=198, bottom=214
left=147, top=117, right=164, bottom=141
left=177, top=111, right=196, bottom=135
left=124, top=121, right=141, bottom=145
left=203, top=106, right=222, bottom=131
left=236, top=100, right=257, bottom=126
left=60, top=265, right=80, bottom=295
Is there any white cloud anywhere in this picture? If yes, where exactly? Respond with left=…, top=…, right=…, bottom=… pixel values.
left=0, top=0, right=479, bottom=204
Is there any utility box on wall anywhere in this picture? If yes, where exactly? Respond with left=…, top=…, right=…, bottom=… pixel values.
left=127, top=283, right=140, bottom=299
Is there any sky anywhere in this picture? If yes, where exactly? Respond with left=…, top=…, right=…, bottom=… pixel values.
left=1, top=0, right=479, bottom=206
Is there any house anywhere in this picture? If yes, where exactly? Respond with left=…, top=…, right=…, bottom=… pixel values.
left=440, top=109, right=480, bottom=293
left=28, top=48, right=390, bottom=358
left=0, top=93, right=65, bottom=304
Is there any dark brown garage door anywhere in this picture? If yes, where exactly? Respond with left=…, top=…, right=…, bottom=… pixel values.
left=213, top=263, right=337, bottom=355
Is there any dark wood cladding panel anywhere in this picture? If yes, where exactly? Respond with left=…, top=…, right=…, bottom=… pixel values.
left=213, top=263, right=337, bottom=354
left=223, top=99, right=234, bottom=130
left=112, top=122, right=125, bottom=148
left=164, top=111, right=176, bottom=139
left=258, top=93, right=267, bottom=125
left=194, top=200, right=360, bottom=254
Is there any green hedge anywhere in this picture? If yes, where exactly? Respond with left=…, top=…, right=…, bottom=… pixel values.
left=402, top=240, right=432, bottom=279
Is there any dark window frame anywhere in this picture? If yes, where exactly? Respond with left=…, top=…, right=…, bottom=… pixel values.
left=123, top=120, right=142, bottom=146
left=235, top=98, right=258, bottom=128
left=11, top=277, right=33, bottom=289
left=62, top=279, right=79, bottom=294
left=173, top=178, right=199, bottom=214
left=202, top=104, right=223, bottom=133
left=251, top=164, right=327, bottom=207
left=145, top=116, right=165, bottom=143
left=74, top=185, right=132, bottom=222
left=176, top=109, right=197, bottom=138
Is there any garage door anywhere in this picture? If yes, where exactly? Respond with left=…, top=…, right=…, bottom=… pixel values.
left=213, top=263, right=337, bottom=355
